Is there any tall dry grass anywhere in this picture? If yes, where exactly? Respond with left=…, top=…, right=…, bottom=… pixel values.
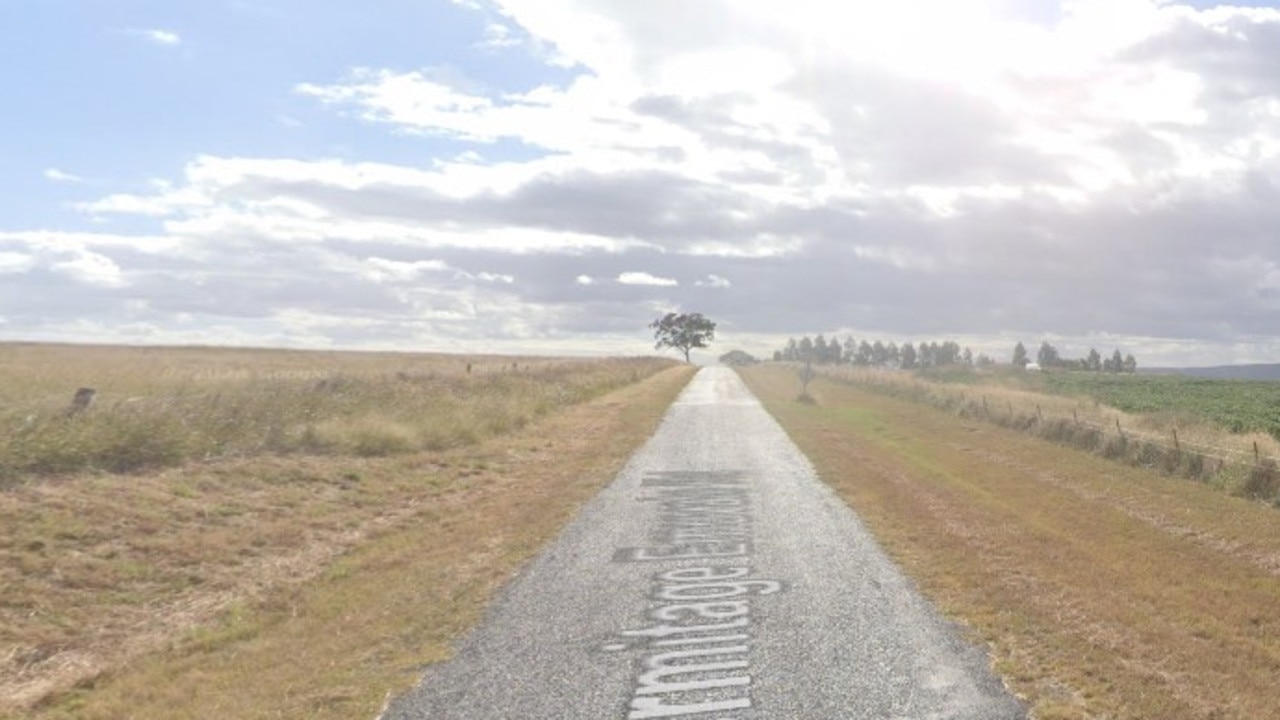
left=0, top=343, right=674, bottom=486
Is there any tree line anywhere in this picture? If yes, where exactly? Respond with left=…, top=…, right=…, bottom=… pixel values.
left=774, top=335, right=1138, bottom=373
left=1017, top=341, right=1137, bottom=373
left=773, top=335, right=990, bottom=368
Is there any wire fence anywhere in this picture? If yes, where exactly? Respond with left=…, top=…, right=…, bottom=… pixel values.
left=807, top=366, right=1280, bottom=498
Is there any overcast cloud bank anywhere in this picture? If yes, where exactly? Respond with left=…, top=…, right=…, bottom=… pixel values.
left=5, top=1, right=1280, bottom=365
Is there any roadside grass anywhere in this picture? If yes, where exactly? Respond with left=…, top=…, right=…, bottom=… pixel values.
left=739, top=365, right=1280, bottom=719
left=0, top=343, right=692, bottom=718
left=0, top=343, right=662, bottom=484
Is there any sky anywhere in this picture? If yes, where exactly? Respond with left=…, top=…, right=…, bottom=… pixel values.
left=5, top=0, right=1280, bottom=365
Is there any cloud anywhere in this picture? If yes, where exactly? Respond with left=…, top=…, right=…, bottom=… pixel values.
left=10, top=1, right=1280, bottom=365
left=618, top=271, right=678, bottom=287
left=43, top=168, right=83, bottom=183
left=119, top=28, right=183, bottom=46
left=480, top=22, right=522, bottom=49
left=696, top=274, right=731, bottom=288
left=52, top=250, right=129, bottom=288
left=0, top=252, right=35, bottom=274
left=141, top=28, right=182, bottom=46
left=363, top=258, right=449, bottom=283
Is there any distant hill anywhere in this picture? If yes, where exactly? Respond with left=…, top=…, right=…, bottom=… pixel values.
left=1142, top=363, right=1280, bottom=381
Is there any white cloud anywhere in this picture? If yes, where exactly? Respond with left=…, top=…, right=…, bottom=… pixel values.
left=117, top=28, right=183, bottom=46
left=363, top=257, right=449, bottom=283
left=141, top=28, right=182, bottom=46
left=43, top=168, right=83, bottom=183
left=0, top=229, right=181, bottom=253
left=480, top=22, right=522, bottom=49
left=0, top=252, right=35, bottom=274
left=77, top=155, right=659, bottom=255
left=9, top=1, right=1280, bottom=364
left=297, top=71, right=496, bottom=141
left=618, top=271, right=677, bottom=287
left=52, top=250, right=128, bottom=288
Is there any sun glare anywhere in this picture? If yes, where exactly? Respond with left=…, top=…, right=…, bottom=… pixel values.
left=749, top=0, right=1026, bottom=81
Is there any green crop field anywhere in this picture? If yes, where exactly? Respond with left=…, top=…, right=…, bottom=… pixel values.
left=909, top=364, right=1280, bottom=441
left=1012, top=372, right=1280, bottom=439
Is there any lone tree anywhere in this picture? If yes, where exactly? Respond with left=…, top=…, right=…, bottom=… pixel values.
left=650, top=312, right=716, bottom=363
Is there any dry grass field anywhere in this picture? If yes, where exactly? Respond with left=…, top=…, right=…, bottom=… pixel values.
left=0, top=343, right=665, bottom=483
left=740, top=364, right=1280, bottom=719
left=0, top=343, right=693, bottom=718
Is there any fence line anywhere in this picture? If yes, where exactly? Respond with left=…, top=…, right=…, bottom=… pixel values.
left=1064, top=417, right=1260, bottom=463
left=813, top=367, right=1276, bottom=471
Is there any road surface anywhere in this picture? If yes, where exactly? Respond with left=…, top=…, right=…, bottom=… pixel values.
left=383, top=367, right=1025, bottom=719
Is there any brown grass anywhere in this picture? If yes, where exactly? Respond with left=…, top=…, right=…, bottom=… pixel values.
left=0, top=343, right=664, bottom=483
left=0, top=343, right=692, bottom=718
left=739, top=365, right=1280, bottom=720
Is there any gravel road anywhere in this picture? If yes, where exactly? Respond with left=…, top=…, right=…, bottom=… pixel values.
left=383, top=367, right=1026, bottom=719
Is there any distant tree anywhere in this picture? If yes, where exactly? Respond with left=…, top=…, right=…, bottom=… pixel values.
left=772, top=350, right=783, bottom=362
left=798, top=336, right=815, bottom=363
left=829, top=339, right=844, bottom=364
left=784, top=338, right=799, bottom=361
left=1123, top=354, right=1137, bottom=374
left=719, top=349, right=758, bottom=366
left=901, top=342, right=918, bottom=369
left=1105, top=349, right=1124, bottom=373
left=871, top=340, right=889, bottom=366
left=1037, top=342, right=1060, bottom=368
left=939, top=340, right=961, bottom=366
left=976, top=353, right=994, bottom=367
left=1012, top=342, right=1029, bottom=368
left=843, top=337, right=857, bottom=364
left=797, top=359, right=817, bottom=399
left=649, top=312, right=716, bottom=363
left=887, top=342, right=901, bottom=366
left=814, top=335, right=830, bottom=365
left=1086, top=348, right=1102, bottom=372
left=919, top=342, right=935, bottom=368
left=962, top=347, right=974, bottom=366
left=857, top=340, right=873, bottom=366
left=822, top=335, right=843, bottom=364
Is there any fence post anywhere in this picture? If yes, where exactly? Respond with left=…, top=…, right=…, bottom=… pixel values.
left=1255, top=441, right=1260, bottom=463
left=1115, top=417, right=1123, bottom=438
left=1172, top=428, right=1180, bottom=453
left=1036, top=405, right=1043, bottom=421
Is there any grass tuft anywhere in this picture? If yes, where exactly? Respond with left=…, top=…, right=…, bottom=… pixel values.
left=1239, top=459, right=1280, bottom=502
